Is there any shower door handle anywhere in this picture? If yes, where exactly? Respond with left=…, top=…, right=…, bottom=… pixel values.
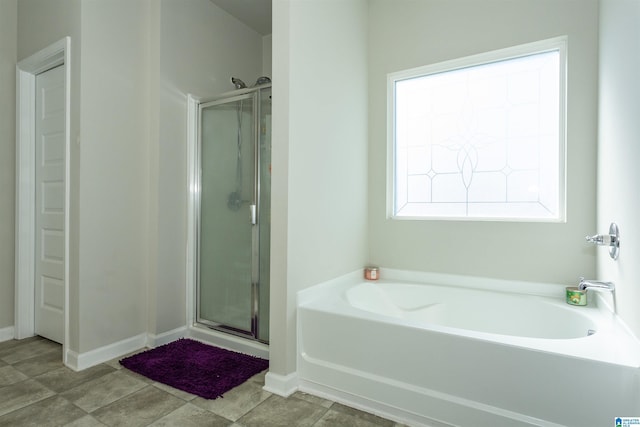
left=250, top=204, right=257, bottom=225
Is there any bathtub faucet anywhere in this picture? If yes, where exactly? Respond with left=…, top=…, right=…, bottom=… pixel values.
left=578, top=277, right=615, bottom=292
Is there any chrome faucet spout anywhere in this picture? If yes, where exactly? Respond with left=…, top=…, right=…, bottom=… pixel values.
left=578, top=277, right=615, bottom=292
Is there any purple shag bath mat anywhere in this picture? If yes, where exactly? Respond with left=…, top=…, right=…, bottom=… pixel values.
left=119, top=338, right=269, bottom=399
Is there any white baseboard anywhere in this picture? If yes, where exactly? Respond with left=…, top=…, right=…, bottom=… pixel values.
left=62, top=325, right=270, bottom=373
left=263, top=371, right=298, bottom=397
left=0, top=326, right=15, bottom=342
left=146, top=326, right=187, bottom=348
left=65, top=333, right=147, bottom=371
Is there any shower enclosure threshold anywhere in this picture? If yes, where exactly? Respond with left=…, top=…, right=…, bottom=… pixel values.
left=197, top=317, right=268, bottom=345
left=189, top=323, right=269, bottom=360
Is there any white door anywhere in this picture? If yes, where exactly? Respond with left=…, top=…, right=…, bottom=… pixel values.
left=34, top=65, right=65, bottom=344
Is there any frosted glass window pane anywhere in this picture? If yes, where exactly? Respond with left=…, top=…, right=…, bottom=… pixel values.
left=468, top=172, right=507, bottom=202
left=432, top=174, right=466, bottom=202
left=508, top=137, right=539, bottom=169
left=391, top=41, right=565, bottom=221
left=507, top=171, right=540, bottom=202
left=407, top=175, right=431, bottom=202
left=407, top=146, right=430, bottom=174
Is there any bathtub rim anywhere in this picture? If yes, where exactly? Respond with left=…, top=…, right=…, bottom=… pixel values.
left=298, top=268, right=574, bottom=306
left=344, top=281, right=600, bottom=340
left=297, top=268, right=640, bottom=368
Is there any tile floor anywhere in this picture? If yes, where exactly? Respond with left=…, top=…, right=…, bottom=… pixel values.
left=0, top=336, right=405, bottom=427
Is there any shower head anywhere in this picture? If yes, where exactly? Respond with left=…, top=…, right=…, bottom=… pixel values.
left=254, top=76, right=271, bottom=86
left=231, top=77, right=247, bottom=89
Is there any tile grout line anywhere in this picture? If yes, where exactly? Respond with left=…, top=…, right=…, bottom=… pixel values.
left=0, top=339, right=400, bottom=427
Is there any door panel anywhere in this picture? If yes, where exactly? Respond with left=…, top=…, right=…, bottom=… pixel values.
left=198, top=94, right=256, bottom=334
left=35, top=65, right=65, bottom=344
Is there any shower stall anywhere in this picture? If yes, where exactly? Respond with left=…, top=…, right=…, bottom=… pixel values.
left=192, top=81, right=271, bottom=343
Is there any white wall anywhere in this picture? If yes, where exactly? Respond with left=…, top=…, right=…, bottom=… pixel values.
left=269, top=0, right=369, bottom=378
left=262, top=34, right=272, bottom=76
left=18, top=0, right=151, bottom=356
left=598, top=0, right=640, bottom=338
left=148, top=0, right=264, bottom=336
left=18, top=0, right=153, bottom=354
left=76, top=0, right=151, bottom=352
left=368, top=0, right=599, bottom=285
left=0, top=0, right=17, bottom=332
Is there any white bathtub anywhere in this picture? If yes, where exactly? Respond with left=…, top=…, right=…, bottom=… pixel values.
left=297, top=269, right=640, bottom=427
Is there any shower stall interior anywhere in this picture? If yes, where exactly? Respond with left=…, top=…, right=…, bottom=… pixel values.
left=195, top=81, right=271, bottom=343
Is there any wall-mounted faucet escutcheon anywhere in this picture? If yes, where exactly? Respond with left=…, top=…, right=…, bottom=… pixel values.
left=585, top=222, right=620, bottom=260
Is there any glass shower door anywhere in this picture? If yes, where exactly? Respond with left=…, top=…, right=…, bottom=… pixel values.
left=198, top=93, right=257, bottom=336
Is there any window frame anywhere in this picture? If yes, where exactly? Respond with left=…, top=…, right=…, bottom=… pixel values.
left=387, top=36, right=568, bottom=222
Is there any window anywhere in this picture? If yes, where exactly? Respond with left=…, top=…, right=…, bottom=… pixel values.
left=389, top=38, right=566, bottom=221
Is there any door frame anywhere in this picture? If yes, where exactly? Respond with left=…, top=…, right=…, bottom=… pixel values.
left=186, top=91, right=270, bottom=351
left=15, top=38, right=71, bottom=355
left=195, top=92, right=260, bottom=340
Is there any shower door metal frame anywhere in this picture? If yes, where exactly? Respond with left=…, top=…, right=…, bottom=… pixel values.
left=194, top=85, right=269, bottom=343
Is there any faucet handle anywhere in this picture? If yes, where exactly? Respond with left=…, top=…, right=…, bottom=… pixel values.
left=585, top=234, right=611, bottom=245
left=585, top=223, right=620, bottom=260
left=585, top=234, right=598, bottom=244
